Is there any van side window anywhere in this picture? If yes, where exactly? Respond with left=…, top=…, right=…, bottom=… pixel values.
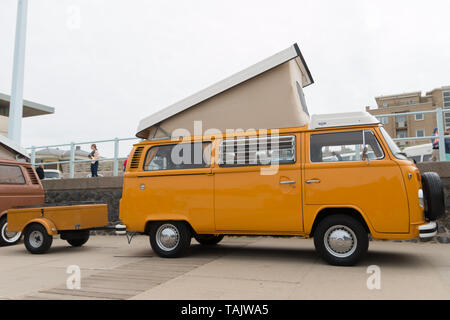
left=143, top=142, right=211, bottom=171
left=219, top=135, right=296, bottom=166
left=310, top=130, right=384, bottom=163
left=0, top=165, right=26, bottom=184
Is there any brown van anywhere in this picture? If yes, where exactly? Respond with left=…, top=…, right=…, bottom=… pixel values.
left=0, top=159, right=44, bottom=246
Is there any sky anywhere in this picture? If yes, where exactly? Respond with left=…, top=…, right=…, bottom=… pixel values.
left=0, top=0, right=450, bottom=157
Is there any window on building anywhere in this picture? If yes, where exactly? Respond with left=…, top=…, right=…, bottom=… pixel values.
left=0, top=106, right=9, bottom=116
left=415, top=113, right=424, bottom=120
left=382, top=103, right=389, bottom=107
left=309, top=130, right=384, bottom=163
left=0, top=165, right=25, bottom=184
left=143, top=142, right=211, bottom=171
left=379, top=116, right=389, bottom=124
left=219, top=135, right=296, bottom=166
left=416, top=129, right=425, bottom=137
left=444, top=111, right=450, bottom=131
left=443, top=91, right=450, bottom=109
left=396, top=131, right=407, bottom=139
left=409, top=99, right=415, bottom=104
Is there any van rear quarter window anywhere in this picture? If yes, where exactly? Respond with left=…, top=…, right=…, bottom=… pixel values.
left=143, top=142, right=211, bottom=171
left=310, top=130, right=384, bottom=163
left=0, top=165, right=26, bottom=184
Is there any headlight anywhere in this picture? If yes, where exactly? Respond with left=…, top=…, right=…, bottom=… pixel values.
left=418, top=189, right=424, bottom=208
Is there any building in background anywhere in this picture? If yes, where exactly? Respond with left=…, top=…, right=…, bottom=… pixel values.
left=35, top=146, right=90, bottom=172
left=366, top=86, right=450, bottom=147
left=0, top=92, right=54, bottom=137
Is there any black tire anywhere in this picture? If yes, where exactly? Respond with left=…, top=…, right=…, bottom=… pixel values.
left=194, top=234, right=224, bottom=246
left=313, top=214, right=369, bottom=266
left=0, top=216, right=22, bottom=246
left=149, top=221, right=191, bottom=258
left=24, top=223, right=53, bottom=254
left=67, top=232, right=90, bottom=247
left=421, top=172, right=445, bottom=220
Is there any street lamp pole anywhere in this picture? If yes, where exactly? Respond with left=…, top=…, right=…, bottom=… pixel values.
left=8, top=0, right=28, bottom=144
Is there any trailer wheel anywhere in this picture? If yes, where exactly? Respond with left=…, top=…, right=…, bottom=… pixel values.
left=24, top=223, right=53, bottom=254
left=0, top=216, right=22, bottom=246
left=67, top=232, right=90, bottom=247
left=149, top=221, right=191, bottom=258
left=194, top=234, right=224, bottom=245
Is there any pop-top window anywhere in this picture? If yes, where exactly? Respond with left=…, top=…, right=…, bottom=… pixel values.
left=310, top=130, right=384, bottom=163
left=144, top=142, right=211, bottom=171
left=0, top=165, right=26, bottom=184
left=219, top=135, right=296, bottom=167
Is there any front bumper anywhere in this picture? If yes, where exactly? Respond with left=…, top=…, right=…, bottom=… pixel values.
left=418, top=221, right=437, bottom=239
left=115, top=224, right=127, bottom=235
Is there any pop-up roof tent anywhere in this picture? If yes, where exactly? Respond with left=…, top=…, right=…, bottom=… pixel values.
left=0, top=135, right=29, bottom=161
left=136, top=43, right=314, bottom=139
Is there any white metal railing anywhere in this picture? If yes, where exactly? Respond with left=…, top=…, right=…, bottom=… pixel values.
left=27, top=137, right=140, bottom=178
left=375, top=107, right=450, bottom=161
left=26, top=108, right=450, bottom=178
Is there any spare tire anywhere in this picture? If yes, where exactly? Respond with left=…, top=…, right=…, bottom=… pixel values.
left=421, top=172, right=445, bottom=220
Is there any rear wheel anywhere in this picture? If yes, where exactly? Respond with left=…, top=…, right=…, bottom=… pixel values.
left=194, top=234, right=224, bottom=245
left=24, top=223, right=53, bottom=254
left=314, top=214, right=369, bottom=266
left=0, top=216, right=22, bottom=246
left=66, top=231, right=90, bottom=247
left=149, top=221, right=191, bottom=258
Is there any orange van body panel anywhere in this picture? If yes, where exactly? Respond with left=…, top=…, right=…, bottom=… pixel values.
left=120, top=125, right=427, bottom=239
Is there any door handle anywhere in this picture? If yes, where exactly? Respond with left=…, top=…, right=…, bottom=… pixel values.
left=306, top=179, right=321, bottom=184
left=280, top=180, right=296, bottom=184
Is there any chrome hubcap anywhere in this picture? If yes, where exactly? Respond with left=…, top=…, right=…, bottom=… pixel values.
left=324, top=225, right=357, bottom=258
left=156, top=224, right=180, bottom=251
left=29, top=230, right=44, bottom=248
left=1, top=222, right=21, bottom=243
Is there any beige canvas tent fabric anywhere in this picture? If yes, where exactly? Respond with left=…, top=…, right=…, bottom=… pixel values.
left=0, top=135, right=29, bottom=161
left=136, top=44, right=313, bottom=139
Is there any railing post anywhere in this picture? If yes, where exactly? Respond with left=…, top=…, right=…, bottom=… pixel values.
left=30, top=146, right=35, bottom=166
left=113, top=137, right=119, bottom=176
left=436, top=108, right=446, bottom=161
left=70, top=142, right=75, bottom=178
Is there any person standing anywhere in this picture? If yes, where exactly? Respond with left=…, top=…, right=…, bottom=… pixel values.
left=431, top=127, right=440, bottom=161
left=89, top=144, right=100, bottom=177
left=35, top=164, right=45, bottom=180
left=123, top=156, right=128, bottom=172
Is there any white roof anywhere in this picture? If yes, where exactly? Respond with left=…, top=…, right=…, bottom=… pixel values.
left=0, top=93, right=54, bottom=117
left=309, top=112, right=380, bottom=129
left=0, top=135, right=30, bottom=159
left=137, top=44, right=313, bottom=137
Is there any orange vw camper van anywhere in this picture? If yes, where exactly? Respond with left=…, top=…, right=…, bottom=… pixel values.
left=119, top=44, right=445, bottom=266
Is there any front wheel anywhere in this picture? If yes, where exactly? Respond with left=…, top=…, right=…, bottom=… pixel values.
left=149, top=221, right=191, bottom=258
left=24, top=223, right=53, bottom=254
left=313, top=215, right=369, bottom=266
left=194, top=234, right=224, bottom=245
left=0, top=216, right=22, bottom=246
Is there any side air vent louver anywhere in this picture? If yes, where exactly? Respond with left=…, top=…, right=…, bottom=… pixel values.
left=26, top=167, right=39, bottom=184
left=130, top=147, right=144, bottom=169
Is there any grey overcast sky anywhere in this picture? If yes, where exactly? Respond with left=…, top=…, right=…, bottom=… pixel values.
left=1, top=0, right=450, bottom=155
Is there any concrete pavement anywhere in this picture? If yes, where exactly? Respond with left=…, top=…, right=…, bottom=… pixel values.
left=0, top=235, right=448, bottom=300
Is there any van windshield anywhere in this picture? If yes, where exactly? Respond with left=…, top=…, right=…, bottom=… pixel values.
left=379, top=126, right=408, bottom=160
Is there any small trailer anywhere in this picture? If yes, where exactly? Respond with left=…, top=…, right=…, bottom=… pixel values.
left=7, top=203, right=111, bottom=254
